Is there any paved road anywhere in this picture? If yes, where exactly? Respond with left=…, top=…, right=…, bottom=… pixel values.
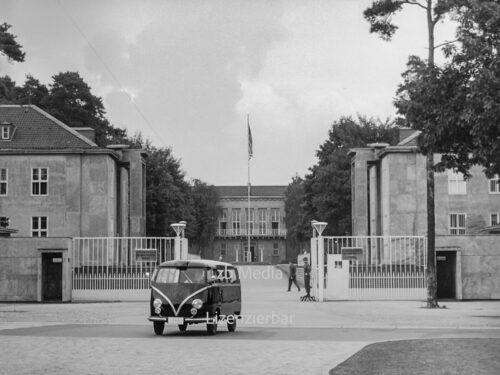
left=1, top=265, right=499, bottom=375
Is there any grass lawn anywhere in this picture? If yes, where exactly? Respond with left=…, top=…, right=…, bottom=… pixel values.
left=330, top=338, right=500, bottom=375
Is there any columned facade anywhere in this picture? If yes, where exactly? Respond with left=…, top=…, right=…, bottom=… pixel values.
left=213, top=186, right=287, bottom=264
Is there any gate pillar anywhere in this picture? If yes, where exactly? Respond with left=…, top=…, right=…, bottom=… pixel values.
left=311, top=221, right=328, bottom=302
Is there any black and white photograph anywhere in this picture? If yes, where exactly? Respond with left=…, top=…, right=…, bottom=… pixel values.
left=1, top=1, right=500, bottom=374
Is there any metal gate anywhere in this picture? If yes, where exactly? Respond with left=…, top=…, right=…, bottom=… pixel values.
left=72, top=237, right=176, bottom=301
left=312, top=236, right=427, bottom=300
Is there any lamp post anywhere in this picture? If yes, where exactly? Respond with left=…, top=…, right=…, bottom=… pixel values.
left=171, top=221, right=187, bottom=260
left=312, top=221, right=327, bottom=302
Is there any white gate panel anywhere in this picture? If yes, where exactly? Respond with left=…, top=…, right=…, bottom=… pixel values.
left=323, top=236, right=427, bottom=301
left=72, top=237, right=176, bottom=301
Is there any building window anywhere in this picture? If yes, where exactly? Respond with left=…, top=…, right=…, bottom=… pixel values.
left=273, top=242, right=279, bottom=256
left=1, top=126, right=9, bottom=140
left=32, top=216, right=48, bottom=237
left=491, top=213, right=499, bottom=226
left=0, top=168, right=7, bottom=196
left=448, top=170, right=466, bottom=195
left=32, top=168, right=48, bottom=196
left=449, top=213, right=466, bottom=235
left=245, top=208, right=254, bottom=234
left=489, top=175, right=500, bottom=194
left=231, top=209, right=240, bottom=234
left=219, top=209, right=228, bottom=234
left=271, top=208, right=280, bottom=234
left=220, top=243, right=226, bottom=256
left=258, top=209, right=267, bottom=235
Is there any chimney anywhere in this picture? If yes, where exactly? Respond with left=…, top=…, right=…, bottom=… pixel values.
left=399, top=127, right=417, bottom=143
left=73, top=127, right=96, bottom=143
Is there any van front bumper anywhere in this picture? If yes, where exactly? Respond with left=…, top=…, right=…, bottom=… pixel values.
left=148, top=316, right=213, bottom=324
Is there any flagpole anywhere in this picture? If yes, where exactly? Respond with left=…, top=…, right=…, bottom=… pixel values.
left=247, top=114, right=251, bottom=263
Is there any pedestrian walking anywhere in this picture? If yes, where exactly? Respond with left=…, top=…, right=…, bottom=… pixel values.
left=287, top=261, right=300, bottom=292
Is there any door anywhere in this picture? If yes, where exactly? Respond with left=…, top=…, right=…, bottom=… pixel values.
left=244, top=244, right=255, bottom=263
left=42, top=252, right=63, bottom=301
left=436, top=251, right=456, bottom=299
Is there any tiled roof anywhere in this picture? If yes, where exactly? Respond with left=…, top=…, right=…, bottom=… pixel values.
left=215, top=185, right=287, bottom=197
left=0, top=105, right=97, bottom=150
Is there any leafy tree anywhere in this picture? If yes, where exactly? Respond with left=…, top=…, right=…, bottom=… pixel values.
left=286, top=117, right=398, bottom=256
left=19, top=75, right=49, bottom=106
left=0, top=75, right=19, bottom=103
left=364, top=0, right=455, bottom=308
left=190, top=179, right=220, bottom=258
left=143, top=144, right=196, bottom=237
left=396, top=1, right=500, bottom=178
left=41, top=71, right=128, bottom=146
left=129, top=134, right=219, bottom=251
left=0, top=23, right=25, bottom=62
left=284, top=176, right=310, bottom=260
left=303, top=116, right=398, bottom=235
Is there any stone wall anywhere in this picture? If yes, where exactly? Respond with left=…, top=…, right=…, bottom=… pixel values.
left=436, top=235, right=500, bottom=299
left=0, top=237, right=72, bottom=301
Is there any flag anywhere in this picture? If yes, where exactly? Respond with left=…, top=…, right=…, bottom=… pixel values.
left=247, top=115, right=253, bottom=159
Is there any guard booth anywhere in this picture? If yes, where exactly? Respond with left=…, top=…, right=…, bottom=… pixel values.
left=309, top=221, right=427, bottom=301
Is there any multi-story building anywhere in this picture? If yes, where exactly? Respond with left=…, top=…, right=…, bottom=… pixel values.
left=0, top=105, right=146, bottom=237
left=349, top=129, right=500, bottom=299
left=213, top=185, right=287, bottom=264
left=0, top=104, right=147, bottom=301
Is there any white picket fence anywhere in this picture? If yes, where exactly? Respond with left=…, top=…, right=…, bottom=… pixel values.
left=72, top=237, right=176, bottom=301
left=324, top=236, right=427, bottom=300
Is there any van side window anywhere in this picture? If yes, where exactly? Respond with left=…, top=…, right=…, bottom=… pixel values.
left=231, top=267, right=240, bottom=284
left=209, top=268, right=222, bottom=283
left=225, top=267, right=240, bottom=284
left=215, top=266, right=228, bottom=283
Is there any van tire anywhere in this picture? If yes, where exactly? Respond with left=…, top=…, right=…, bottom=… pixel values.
left=178, top=323, right=187, bottom=332
left=153, top=322, right=165, bottom=336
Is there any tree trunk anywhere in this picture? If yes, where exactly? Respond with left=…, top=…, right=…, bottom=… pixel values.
left=424, top=0, right=439, bottom=308
left=426, top=152, right=439, bottom=307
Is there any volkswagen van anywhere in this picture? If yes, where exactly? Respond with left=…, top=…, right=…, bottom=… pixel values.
left=148, top=259, right=241, bottom=335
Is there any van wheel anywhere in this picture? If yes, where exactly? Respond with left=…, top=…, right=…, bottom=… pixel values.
left=153, top=322, right=165, bottom=336
left=178, top=323, right=187, bottom=332
left=227, top=320, right=237, bottom=332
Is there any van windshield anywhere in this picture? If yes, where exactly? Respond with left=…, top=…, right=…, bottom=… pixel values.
left=155, top=267, right=206, bottom=284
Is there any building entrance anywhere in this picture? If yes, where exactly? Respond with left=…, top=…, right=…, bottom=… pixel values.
left=437, top=251, right=456, bottom=299
left=42, top=252, right=63, bottom=301
left=244, top=244, right=256, bottom=263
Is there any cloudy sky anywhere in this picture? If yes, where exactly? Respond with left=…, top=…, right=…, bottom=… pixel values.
left=2, top=0, right=456, bottom=185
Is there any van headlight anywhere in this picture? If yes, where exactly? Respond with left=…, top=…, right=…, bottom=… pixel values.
left=192, top=299, right=203, bottom=309
left=153, top=298, right=162, bottom=308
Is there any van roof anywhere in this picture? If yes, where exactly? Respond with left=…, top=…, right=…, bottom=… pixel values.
left=158, top=259, right=234, bottom=268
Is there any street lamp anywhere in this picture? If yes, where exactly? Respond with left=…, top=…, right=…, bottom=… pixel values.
left=171, top=221, right=186, bottom=237
left=311, top=221, right=327, bottom=236
left=171, top=221, right=187, bottom=260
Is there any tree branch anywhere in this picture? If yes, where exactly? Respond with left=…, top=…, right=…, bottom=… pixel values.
left=432, top=12, right=443, bottom=26
left=403, top=0, right=427, bottom=10
left=433, top=39, right=459, bottom=49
